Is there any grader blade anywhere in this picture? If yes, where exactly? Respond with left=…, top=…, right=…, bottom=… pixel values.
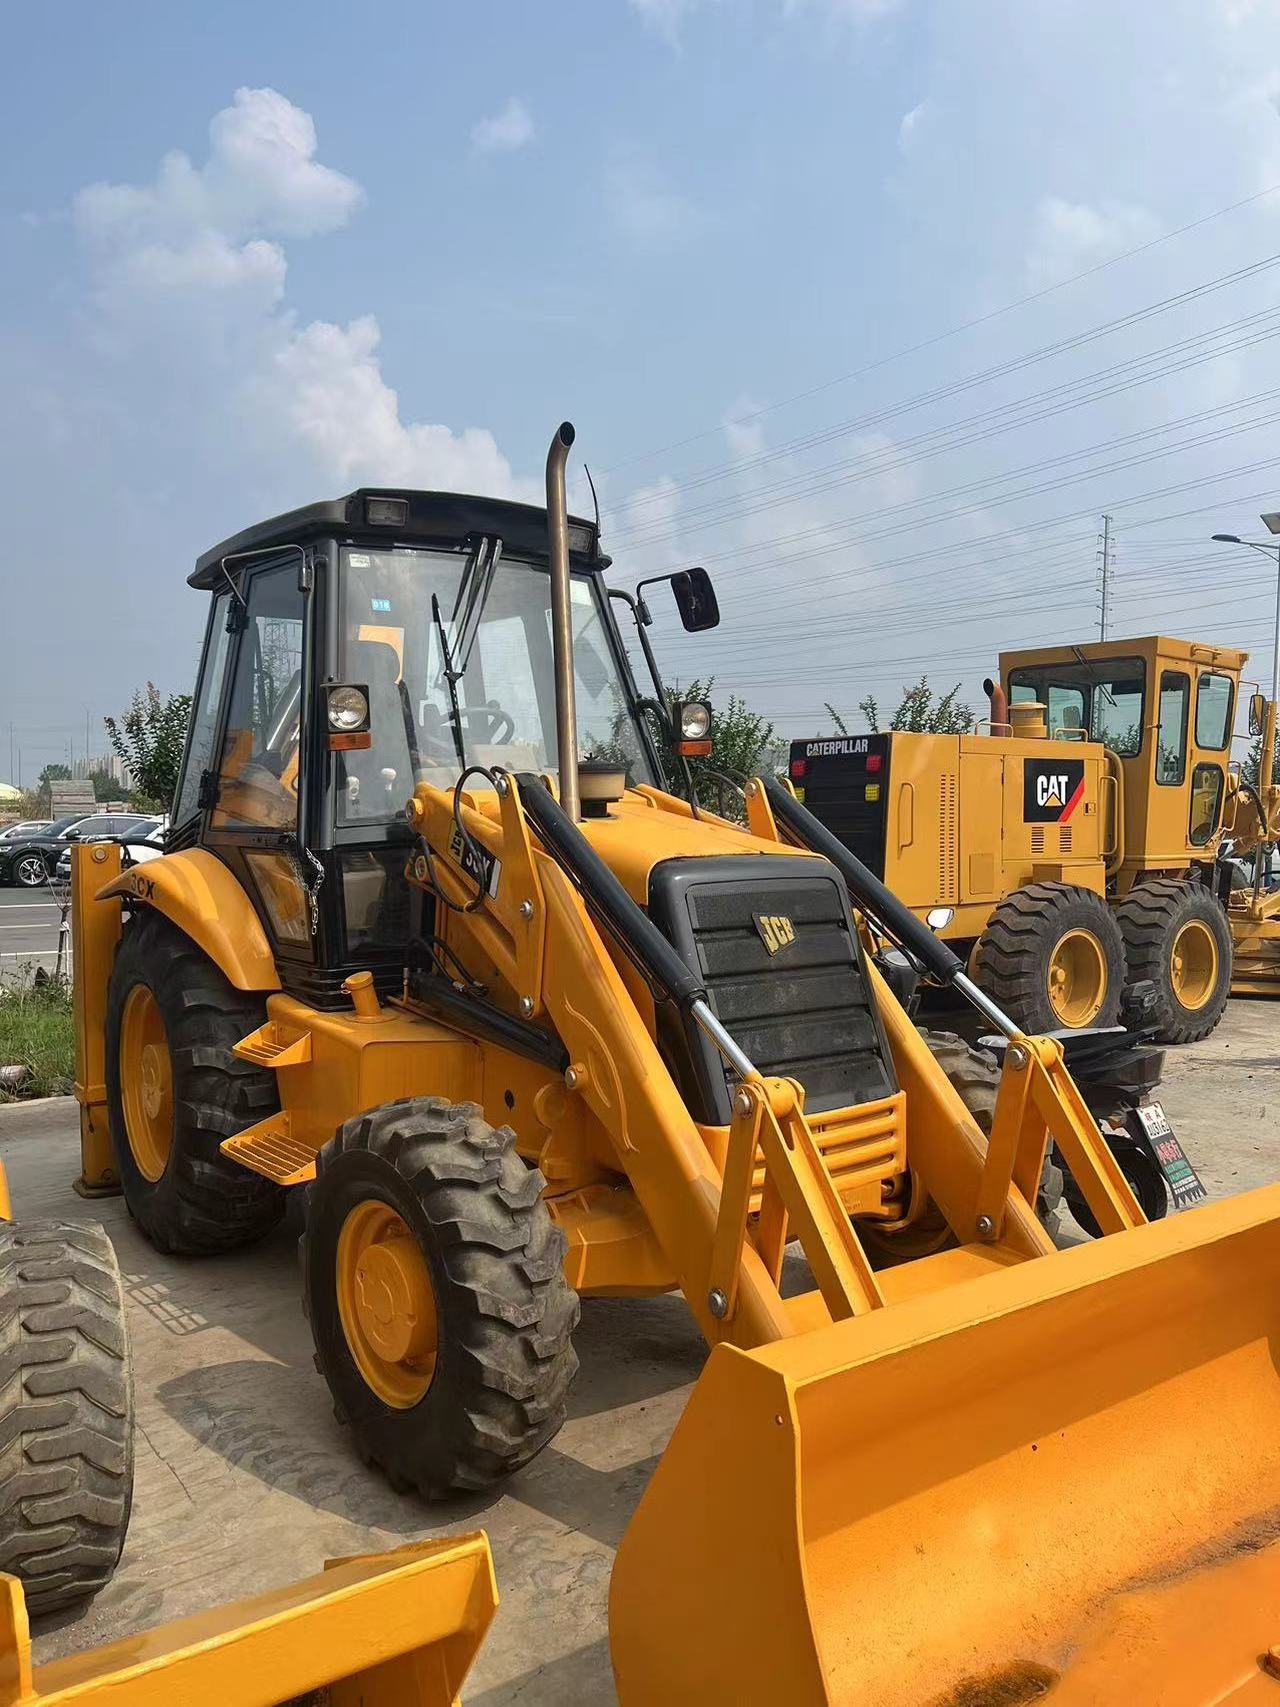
left=611, top=1186, right=1280, bottom=1707
left=1, top=1532, right=497, bottom=1707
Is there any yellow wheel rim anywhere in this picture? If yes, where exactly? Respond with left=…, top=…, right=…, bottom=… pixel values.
left=1046, top=929, right=1108, bottom=1028
left=336, top=1202, right=437, bottom=1409
left=1170, top=919, right=1219, bottom=1012
left=119, top=984, right=174, bottom=1183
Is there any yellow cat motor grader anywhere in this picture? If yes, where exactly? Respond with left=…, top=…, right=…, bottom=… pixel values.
left=71, top=424, right=1280, bottom=1704
left=793, top=635, right=1280, bottom=1043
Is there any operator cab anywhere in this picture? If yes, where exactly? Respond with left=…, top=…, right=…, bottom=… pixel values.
left=171, top=489, right=666, bottom=1005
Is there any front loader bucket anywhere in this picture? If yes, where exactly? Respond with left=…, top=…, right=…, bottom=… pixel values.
left=611, top=1187, right=1280, bottom=1707
left=1, top=1531, right=497, bottom=1707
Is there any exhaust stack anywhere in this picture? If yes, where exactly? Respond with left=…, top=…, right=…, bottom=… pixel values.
left=546, top=421, right=580, bottom=822
left=983, top=676, right=1010, bottom=737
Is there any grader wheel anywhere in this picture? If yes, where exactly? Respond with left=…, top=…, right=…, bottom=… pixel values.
left=304, top=1097, right=579, bottom=1498
left=1115, top=879, right=1232, bottom=1044
left=972, top=882, right=1125, bottom=1033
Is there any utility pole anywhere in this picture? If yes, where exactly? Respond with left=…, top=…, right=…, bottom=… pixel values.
left=1097, top=513, right=1114, bottom=641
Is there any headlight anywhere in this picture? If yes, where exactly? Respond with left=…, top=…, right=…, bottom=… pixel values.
left=925, top=906, right=955, bottom=931
left=678, top=701, right=712, bottom=742
left=327, top=685, right=370, bottom=732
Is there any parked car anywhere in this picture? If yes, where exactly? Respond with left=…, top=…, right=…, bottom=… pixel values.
left=0, top=820, right=52, bottom=841
left=0, top=813, right=154, bottom=888
left=54, top=816, right=167, bottom=879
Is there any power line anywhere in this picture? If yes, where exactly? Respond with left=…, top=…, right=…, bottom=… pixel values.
left=588, top=181, right=1280, bottom=483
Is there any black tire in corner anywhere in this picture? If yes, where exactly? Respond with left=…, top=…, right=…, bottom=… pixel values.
left=919, top=1030, right=1066, bottom=1230
left=972, top=881, right=1126, bottom=1034
left=0, top=1220, right=133, bottom=1615
left=105, top=909, right=285, bottom=1255
left=303, top=1097, right=579, bottom=1499
left=1114, top=878, right=1232, bottom=1044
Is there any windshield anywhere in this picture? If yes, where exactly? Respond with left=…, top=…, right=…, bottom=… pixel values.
left=338, top=545, right=657, bottom=823
left=1009, top=657, right=1146, bottom=756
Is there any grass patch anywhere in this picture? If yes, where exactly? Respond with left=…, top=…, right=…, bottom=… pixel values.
left=0, top=978, right=75, bottom=1100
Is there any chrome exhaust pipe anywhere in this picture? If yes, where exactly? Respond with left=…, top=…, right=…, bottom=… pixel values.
left=546, top=421, right=580, bottom=822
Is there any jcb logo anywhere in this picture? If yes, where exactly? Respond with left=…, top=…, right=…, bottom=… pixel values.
left=753, top=913, right=796, bottom=955
left=1036, top=774, right=1070, bottom=809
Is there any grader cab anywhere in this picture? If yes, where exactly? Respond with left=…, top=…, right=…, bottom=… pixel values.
left=794, top=634, right=1280, bottom=1043
left=69, top=424, right=1280, bottom=1703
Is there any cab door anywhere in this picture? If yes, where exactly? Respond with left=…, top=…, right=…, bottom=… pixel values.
left=200, top=556, right=316, bottom=970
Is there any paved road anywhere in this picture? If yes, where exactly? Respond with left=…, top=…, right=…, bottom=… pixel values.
left=0, top=1000, right=1275, bottom=1700
left=0, top=886, right=67, bottom=983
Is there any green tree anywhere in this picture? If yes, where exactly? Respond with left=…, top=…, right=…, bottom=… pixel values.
left=1243, top=732, right=1280, bottom=788
left=840, top=677, right=975, bottom=735
left=90, top=769, right=132, bottom=804
left=104, top=684, right=192, bottom=810
left=656, top=678, right=774, bottom=821
left=37, top=763, right=71, bottom=789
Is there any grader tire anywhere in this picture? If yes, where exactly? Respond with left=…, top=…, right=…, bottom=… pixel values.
left=304, top=1097, right=579, bottom=1499
left=105, top=910, right=285, bottom=1255
left=920, top=1030, right=1066, bottom=1230
left=0, top=1221, right=133, bottom=1615
left=1115, top=879, right=1232, bottom=1044
left=972, top=882, right=1125, bottom=1034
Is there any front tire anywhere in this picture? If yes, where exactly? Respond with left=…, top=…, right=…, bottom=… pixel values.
left=1115, top=879, right=1231, bottom=1044
left=304, top=1098, right=579, bottom=1498
left=972, top=882, right=1125, bottom=1033
left=0, top=1220, right=133, bottom=1615
left=105, top=910, right=285, bottom=1254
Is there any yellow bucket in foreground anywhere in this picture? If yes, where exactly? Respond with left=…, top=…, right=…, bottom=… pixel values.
left=611, top=1186, right=1280, bottom=1706
left=1, top=1532, right=498, bottom=1707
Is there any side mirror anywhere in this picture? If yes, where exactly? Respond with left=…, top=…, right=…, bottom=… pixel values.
left=670, top=567, right=720, bottom=633
left=1249, top=691, right=1267, bottom=737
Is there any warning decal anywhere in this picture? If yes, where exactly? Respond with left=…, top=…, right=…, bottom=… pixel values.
left=1023, top=758, right=1086, bottom=824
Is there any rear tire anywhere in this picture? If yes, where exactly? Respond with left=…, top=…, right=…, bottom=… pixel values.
left=0, top=1220, right=133, bottom=1615
left=972, top=882, right=1125, bottom=1033
left=1114, top=879, right=1231, bottom=1044
left=105, top=910, right=285, bottom=1255
left=304, top=1097, right=579, bottom=1499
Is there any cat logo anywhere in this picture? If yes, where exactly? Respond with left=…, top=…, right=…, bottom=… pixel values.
left=1037, top=775, right=1068, bottom=808
left=753, top=912, right=796, bottom=955
left=1024, top=757, right=1086, bottom=824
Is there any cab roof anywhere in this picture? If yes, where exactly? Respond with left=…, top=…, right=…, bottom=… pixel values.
left=999, top=635, right=1249, bottom=676
left=190, top=488, right=602, bottom=589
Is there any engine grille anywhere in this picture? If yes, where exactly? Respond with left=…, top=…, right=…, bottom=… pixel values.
left=648, top=855, right=898, bottom=1124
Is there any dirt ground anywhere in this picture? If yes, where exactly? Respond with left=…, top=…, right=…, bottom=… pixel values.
left=2, top=996, right=1276, bottom=1702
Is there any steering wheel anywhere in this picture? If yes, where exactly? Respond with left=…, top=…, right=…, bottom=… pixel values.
left=419, top=700, right=516, bottom=758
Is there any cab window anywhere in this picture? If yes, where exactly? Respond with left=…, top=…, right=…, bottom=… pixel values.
left=1008, top=658, right=1145, bottom=755
left=1189, top=763, right=1225, bottom=846
left=211, top=562, right=305, bottom=832
left=1156, top=672, right=1189, bottom=785
left=173, top=590, right=234, bottom=828
left=1194, top=673, right=1233, bottom=751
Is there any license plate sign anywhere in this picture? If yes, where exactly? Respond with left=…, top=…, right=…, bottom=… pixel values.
left=1135, top=1102, right=1207, bottom=1210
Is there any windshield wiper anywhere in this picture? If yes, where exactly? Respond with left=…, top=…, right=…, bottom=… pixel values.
left=450, top=536, right=503, bottom=679
left=431, top=592, right=467, bottom=772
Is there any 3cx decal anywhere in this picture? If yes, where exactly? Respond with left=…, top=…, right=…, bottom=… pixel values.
left=1023, top=758, right=1086, bottom=824
left=126, top=871, right=157, bottom=900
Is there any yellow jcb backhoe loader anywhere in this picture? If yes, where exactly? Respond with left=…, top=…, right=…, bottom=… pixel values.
left=793, top=635, right=1280, bottom=1043
left=70, top=422, right=1280, bottom=1703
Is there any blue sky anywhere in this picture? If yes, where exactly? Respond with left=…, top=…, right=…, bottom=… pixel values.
left=5, top=0, right=1280, bottom=778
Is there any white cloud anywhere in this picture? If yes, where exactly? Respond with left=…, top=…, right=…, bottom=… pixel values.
left=897, top=100, right=928, bottom=151
left=1025, top=196, right=1161, bottom=289
left=471, top=97, right=535, bottom=155
left=607, top=158, right=698, bottom=250
left=70, top=87, right=527, bottom=499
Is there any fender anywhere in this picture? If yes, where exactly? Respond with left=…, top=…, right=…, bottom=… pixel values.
left=100, top=849, right=281, bottom=993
